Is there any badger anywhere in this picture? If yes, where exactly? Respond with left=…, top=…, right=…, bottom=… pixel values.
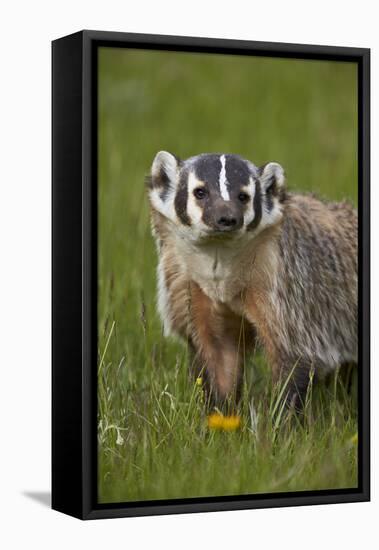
left=147, top=151, right=358, bottom=409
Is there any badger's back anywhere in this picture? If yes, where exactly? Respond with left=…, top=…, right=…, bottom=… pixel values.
left=273, top=193, right=357, bottom=368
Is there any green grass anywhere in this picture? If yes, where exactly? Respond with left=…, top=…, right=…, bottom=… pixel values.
left=98, top=47, right=358, bottom=503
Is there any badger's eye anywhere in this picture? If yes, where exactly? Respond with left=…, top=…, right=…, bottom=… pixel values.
left=238, top=192, right=250, bottom=203
left=194, top=187, right=207, bottom=200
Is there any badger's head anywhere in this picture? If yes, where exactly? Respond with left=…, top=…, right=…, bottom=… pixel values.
left=148, top=151, right=286, bottom=243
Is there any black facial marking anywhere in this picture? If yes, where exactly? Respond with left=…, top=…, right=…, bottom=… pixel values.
left=193, top=154, right=223, bottom=187
left=247, top=179, right=262, bottom=231
left=225, top=156, right=251, bottom=188
left=174, top=171, right=191, bottom=226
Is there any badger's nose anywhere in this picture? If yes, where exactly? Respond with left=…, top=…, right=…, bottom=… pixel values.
left=217, top=216, right=238, bottom=229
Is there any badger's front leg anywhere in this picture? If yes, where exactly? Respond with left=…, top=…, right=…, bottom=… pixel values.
left=156, top=254, right=249, bottom=408
left=189, top=283, right=251, bottom=410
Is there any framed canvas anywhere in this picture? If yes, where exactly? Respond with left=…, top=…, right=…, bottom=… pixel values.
left=52, top=30, right=370, bottom=520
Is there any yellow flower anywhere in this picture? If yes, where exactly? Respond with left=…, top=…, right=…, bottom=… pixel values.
left=207, top=413, right=224, bottom=429
left=196, top=377, right=203, bottom=386
left=222, top=415, right=241, bottom=431
left=207, top=413, right=241, bottom=431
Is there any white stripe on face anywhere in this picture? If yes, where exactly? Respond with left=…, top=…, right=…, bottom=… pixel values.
left=219, top=155, right=230, bottom=201
left=242, top=178, right=256, bottom=227
left=187, top=171, right=207, bottom=225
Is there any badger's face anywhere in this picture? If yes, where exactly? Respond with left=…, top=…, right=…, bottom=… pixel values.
left=148, top=152, right=286, bottom=244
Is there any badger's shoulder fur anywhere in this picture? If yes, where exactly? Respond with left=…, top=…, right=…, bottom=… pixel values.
left=249, top=193, right=357, bottom=370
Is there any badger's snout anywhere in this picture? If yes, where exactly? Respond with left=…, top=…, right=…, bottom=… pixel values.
left=215, top=213, right=242, bottom=232
left=211, top=203, right=243, bottom=232
left=217, top=215, right=237, bottom=228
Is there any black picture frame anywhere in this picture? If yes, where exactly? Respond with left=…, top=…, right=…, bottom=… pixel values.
left=52, top=30, right=370, bottom=520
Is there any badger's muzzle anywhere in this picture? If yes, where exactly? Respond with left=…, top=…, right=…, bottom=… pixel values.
left=211, top=204, right=243, bottom=233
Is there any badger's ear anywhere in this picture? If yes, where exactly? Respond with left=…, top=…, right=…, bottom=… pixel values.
left=259, top=162, right=285, bottom=194
left=150, top=151, right=180, bottom=190
left=148, top=152, right=181, bottom=223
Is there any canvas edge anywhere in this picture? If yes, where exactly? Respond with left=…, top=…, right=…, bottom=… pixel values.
left=52, top=30, right=85, bottom=519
